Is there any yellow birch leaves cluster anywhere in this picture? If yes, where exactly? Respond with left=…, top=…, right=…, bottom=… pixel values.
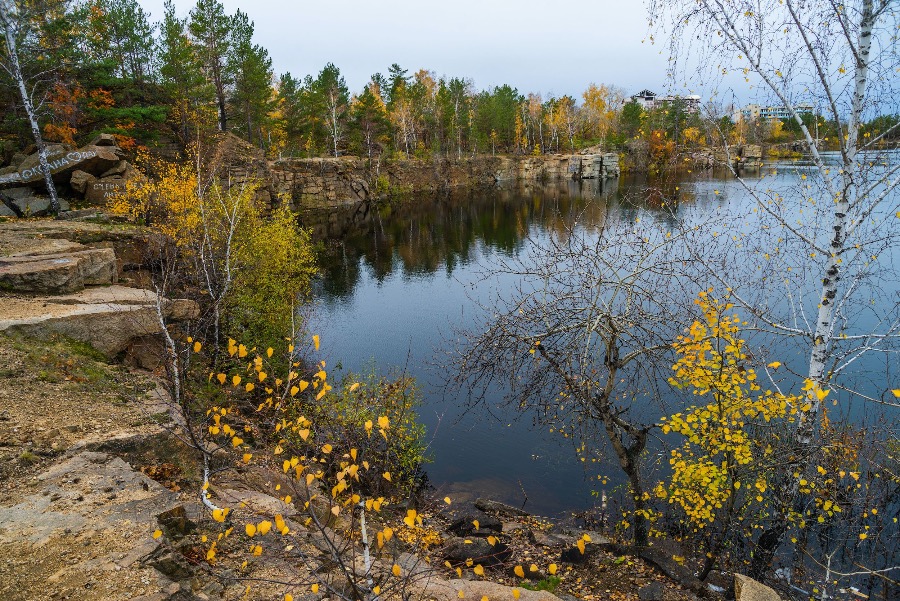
left=657, top=290, right=802, bottom=527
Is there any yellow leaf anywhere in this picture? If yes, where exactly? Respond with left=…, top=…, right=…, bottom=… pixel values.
left=285, top=595, right=293, bottom=601
left=290, top=385, right=299, bottom=396
left=891, top=389, right=900, bottom=398
left=349, top=382, right=360, bottom=392
left=322, top=443, right=333, bottom=454
left=245, top=383, right=254, bottom=392
left=242, top=453, right=252, bottom=463
left=859, top=532, right=867, bottom=540
left=392, top=564, right=402, bottom=577
left=383, top=471, right=392, bottom=482
left=444, top=496, right=452, bottom=505
left=577, top=539, right=586, bottom=554
left=299, top=429, right=310, bottom=441
left=529, top=564, right=538, bottom=572
left=311, top=584, right=319, bottom=593
left=548, top=563, right=557, bottom=575
left=284, top=495, right=292, bottom=504
left=245, top=524, right=256, bottom=537
left=258, top=371, right=267, bottom=382
left=473, top=520, right=480, bottom=530
left=767, top=361, right=781, bottom=369
left=313, top=335, right=320, bottom=351
left=378, top=416, right=390, bottom=430
left=331, top=506, right=341, bottom=516
left=513, top=590, right=521, bottom=600
left=514, top=565, right=525, bottom=578
left=216, top=373, right=226, bottom=385
left=404, top=510, right=418, bottom=528
left=238, top=344, right=248, bottom=358
left=364, top=420, right=373, bottom=434
left=458, top=591, right=465, bottom=599
left=266, top=347, right=273, bottom=358
left=212, top=508, right=227, bottom=522
left=232, top=375, right=241, bottom=387
left=152, top=529, right=162, bottom=539
left=474, top=564, right=484, bottom=576
left=487, top=535, right=497, bottom=546
left=258, top=521, right=272, bottom=535
left=193, top=341, right=202, bottom=353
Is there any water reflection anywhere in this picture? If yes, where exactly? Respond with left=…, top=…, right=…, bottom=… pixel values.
left=303, top=173, right=731, bottom=301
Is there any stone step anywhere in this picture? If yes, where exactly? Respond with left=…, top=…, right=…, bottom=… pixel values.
left=0, top=247, right=117, bottom=294
left=0, top=286, right=198, bottom=359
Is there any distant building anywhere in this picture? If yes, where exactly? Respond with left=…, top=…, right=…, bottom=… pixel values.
left=630, top=89, right=657, bottom=110
left=656, top=94, right=702, bottom=114
left=629, top=89, right=702, bottom=113
left=739, top=103, right=815, bottom=122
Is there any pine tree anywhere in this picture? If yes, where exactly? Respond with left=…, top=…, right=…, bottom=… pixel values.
left=159, top=0, right=213, bottom=144
left=226, top=10, right=273, bottom=147
left=189, top=0, right=231, bottom=132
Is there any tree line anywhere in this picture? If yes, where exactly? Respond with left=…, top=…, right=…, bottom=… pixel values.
left=7, top=0, right=896, bottom=166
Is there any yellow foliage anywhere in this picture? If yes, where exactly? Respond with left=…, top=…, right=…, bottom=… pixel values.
left=660, top=291, right=801, bottom=527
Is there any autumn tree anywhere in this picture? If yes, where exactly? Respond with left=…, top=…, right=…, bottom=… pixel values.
left=581, top=83, right=624, bottom=145
left=652, top=0, right=900, bottom=579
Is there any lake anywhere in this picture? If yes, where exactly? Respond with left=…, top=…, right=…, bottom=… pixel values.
left=302, top=158, right=899, bottom=518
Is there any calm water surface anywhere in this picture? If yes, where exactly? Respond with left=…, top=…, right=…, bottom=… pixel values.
left=302, top=162, right=899, bottom=517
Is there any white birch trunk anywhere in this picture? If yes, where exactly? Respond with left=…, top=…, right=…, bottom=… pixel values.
left=799, top=0, right=875, bottom=444
left=0, top=0, right=61, bottom=215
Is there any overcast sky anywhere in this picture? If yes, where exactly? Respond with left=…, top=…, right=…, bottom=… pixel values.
left=138, top=0, right=678, bottom=100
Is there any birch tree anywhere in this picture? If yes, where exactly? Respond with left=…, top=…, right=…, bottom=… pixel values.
left=650, top=0, right=900, bottom=582
left=650, top=0, right=900, bottom=442
left=0, top=0, right=61, bottom=214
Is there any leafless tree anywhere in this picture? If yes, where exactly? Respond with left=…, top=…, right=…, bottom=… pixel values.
left=450, top=204, right=707, bottom=547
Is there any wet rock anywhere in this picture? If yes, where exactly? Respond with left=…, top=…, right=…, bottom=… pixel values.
left=529, top=530, right=568, bottom=548
left=441, top=536, right=511, bottom=567
left=475, top=498, right=529, bottom=518
left=639, top=582, right=666, bottom=601
left=447, top=512, right=502, bottom=536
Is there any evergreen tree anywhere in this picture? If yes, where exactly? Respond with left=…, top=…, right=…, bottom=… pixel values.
left=189, top=0, right=231, bottom=132
left=312, top=63, right=348, bottom=157
left=159, top=0, right=213, bottom=144
left=226, top=10, right=273, bottom=146
left=350, top=79, right=389, bottom=159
